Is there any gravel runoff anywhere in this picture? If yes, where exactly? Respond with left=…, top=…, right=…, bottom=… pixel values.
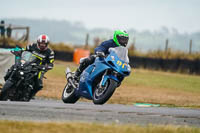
left=0, top=99, right=200, bottom=127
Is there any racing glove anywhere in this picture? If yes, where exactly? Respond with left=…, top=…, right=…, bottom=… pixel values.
left=96, top=51, right=105, bottom=58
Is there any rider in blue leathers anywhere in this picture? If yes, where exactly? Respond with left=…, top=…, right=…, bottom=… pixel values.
left=74, top=30, right=129, bottom=81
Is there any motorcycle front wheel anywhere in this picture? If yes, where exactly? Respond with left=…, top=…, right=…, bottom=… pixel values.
left=0, top=80, right=13, bottom=101
left=93, top=79, right=118, bottom=105
left=62, top=83, right=80, bottom=104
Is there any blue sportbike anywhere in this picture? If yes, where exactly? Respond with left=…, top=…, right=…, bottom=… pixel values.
left=62, top=46, right=131, bottom=105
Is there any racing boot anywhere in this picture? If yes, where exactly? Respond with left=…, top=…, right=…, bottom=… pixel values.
left=74, top=60, right=87, bottom=83
left=30, top=90, right=37, bottom=100
left=31, top=79, right=43, bottom=100
left=30, top=89, right=41, bottom=100
left=74, top=56, right=95, bottom=83
left=74, top=68, right=82, bottom=83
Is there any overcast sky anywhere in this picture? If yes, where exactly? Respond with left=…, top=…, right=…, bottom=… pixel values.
left=1, top=0, right=200, bottom=33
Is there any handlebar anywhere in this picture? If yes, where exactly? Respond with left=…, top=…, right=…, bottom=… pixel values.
left=33, top=65, right=47, bottom=72
left=96, top=52, right=105, bottom=58
left=11, top=50, right=22, bottom=56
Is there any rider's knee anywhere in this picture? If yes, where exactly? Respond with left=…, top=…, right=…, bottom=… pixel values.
left=80, top=57, right=88, bottom=64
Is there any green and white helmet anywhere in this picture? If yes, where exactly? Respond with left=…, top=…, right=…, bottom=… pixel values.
left=113, top=30, right=129, bottom=47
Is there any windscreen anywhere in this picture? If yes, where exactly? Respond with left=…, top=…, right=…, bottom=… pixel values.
left=21, top=51, right=36, bottom=64
left=109, top=46, right=129, bottom=63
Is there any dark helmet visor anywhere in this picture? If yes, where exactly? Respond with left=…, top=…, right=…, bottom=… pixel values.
left=117, top=35, right=129, bottom=46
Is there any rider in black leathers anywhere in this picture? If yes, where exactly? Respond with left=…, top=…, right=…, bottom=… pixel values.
left=3, top=34, right=54, bottom=97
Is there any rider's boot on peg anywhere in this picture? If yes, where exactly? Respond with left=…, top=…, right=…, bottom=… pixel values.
left=74, top=69, right=81, bottom=82
left=74, top=61, right=87, bottom=82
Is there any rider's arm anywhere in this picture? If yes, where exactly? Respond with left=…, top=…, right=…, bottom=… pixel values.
left=94, top=44, right=106, bottom=54
left=94, top=39, right=117, bottom=55
left=45, top=50, right=54, bottom=70
left=25, top=43, right=34, bottom=52
left=96, top=51, right=105, bottom=58
left=94, top=42, right=107, bottom=58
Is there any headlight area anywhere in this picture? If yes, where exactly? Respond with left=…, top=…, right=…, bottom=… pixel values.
left=110, top=70, right=124, bottom=81
left=19, top=71, right=24, bottom=75
left=112, top=71, right=118, bottom=77
left=127, top=64, right=131, bottom=72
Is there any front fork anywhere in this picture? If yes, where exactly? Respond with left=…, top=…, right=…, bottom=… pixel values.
left=100, top=70, right=120, bottom=87
left=99, top=70, right=108, bottom=88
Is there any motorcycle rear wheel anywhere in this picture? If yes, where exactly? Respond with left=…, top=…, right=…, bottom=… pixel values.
left=93, top=79, right=118, bottom=105
left=62, top=83, right=80, bottom=104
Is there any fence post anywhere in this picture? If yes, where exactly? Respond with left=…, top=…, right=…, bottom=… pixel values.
left=24, top=27, right=30, bottom=42
left=133, top=37, right=136, bottom=51
left=189, top=39, right=192, bottom=54
left=93, top=37, right=100, bottom=47
left=85, top=33, right=89, bottom=49
left=130, top=37, right=136, bottom=51
left=165, top=38, right=169, bottom=53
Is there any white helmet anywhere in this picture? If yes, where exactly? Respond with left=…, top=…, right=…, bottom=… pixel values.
left=37, top=34, right=49, bottom=51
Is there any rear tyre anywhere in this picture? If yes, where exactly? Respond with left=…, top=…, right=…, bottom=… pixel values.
left=62, top=83, right=80, bottom=104
left=93, top=79, right=118, bottom=105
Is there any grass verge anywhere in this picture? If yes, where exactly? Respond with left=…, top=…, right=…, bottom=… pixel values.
left=0, top=120, right=200, bottom=133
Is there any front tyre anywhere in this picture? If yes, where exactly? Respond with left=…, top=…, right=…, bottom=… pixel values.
left=62, top=83, right=80, bottom=104
left=0, top=80, right=13, bottom=101
left=93, top=79, right=118, bottom=105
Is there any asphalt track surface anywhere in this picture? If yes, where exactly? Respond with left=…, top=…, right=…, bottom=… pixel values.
left=0, top=99, right=200, bottom=127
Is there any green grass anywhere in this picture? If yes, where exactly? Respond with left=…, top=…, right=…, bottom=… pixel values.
left=124, top=69, right=200, bottom=93
left=0, top=120, right=200, bottom=133
left=48, top=64, right=66, bottom=77
left=47, top=61, right=77, bottom=77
